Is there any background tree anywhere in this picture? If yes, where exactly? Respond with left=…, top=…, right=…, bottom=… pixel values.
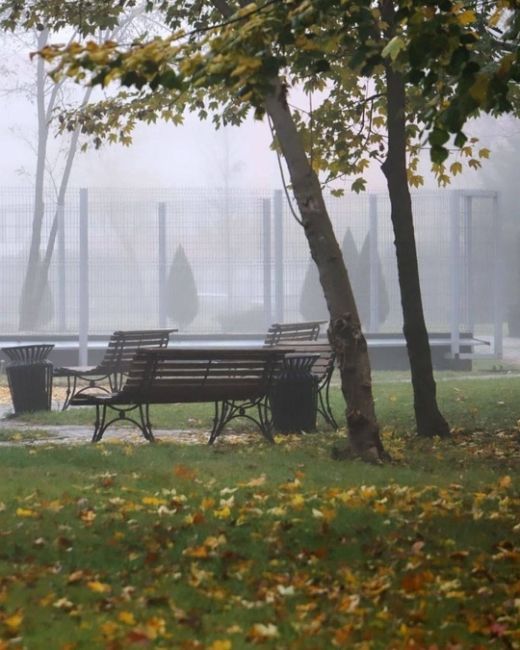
left=356, top=231, right=390, bottom=330
left=165, top=244, right=199, bottom=330
left=299, top=255, right=328, bottom=321
left=0, top=1, right=151, bottom=330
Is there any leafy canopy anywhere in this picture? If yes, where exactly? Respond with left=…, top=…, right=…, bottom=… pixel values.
left=16, top=0, right=520, bottom=187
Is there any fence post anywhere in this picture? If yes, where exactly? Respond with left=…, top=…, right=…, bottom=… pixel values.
left=273, top=189, right=284, bottom=323
left=449, top=190, right=461, bottom=356
left=57, top=200, right=66, bottom=331
left=158, top=202, right=167, bottom=328
left=493, top=192, right=503, bottom=358
left=262, top=198, right=272, bottom=328
left=462, top=193, right=474, bottom=333
left=368, top=194, right=379, bottom=333
left=78, top=188, right=89, bottom=366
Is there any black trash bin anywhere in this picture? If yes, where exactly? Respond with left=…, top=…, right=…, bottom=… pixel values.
left=270, top=354, right=318, bottom=433
left=1, top=345, right=54, bottom=414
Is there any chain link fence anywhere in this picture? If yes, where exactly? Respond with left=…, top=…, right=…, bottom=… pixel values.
left=0, top=186, right=502, bottom=346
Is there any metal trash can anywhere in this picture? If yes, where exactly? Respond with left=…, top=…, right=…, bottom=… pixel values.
left=270, top=354, right=318, bottom=433
left=1, top=345, right=54, bottom=414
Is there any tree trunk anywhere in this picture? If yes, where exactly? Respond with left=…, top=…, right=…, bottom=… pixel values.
left=264, top=82, right=386, bottom=461
left=19, top=28, right=50, bottom=331
left=381, top=5, right=450, bottom=437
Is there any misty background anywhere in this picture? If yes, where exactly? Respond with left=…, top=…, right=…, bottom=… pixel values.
left=0, top=29, right=519, bottom=345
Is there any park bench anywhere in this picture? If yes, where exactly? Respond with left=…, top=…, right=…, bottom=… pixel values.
left=70, top=347, right=287, bottom=444
left=54, top=329, right=176, bottom=410
left=263, top=320, right=327, bottom=346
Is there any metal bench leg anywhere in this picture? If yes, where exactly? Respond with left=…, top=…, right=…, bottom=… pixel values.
left=317, top=378, right=338, bottom=430
left=139, top=403, right=155, bottom=442
left=92, top=404, right=106, bottom=443
left=61, top=375, right=77, bottom=411
left=209, top=401, right=229, bottom=444
left=258, top=398, right=275, bottom=443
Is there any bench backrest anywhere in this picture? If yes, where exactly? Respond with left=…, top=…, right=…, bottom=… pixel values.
left=264, top=321, right=327, bottom=346
left=96, top=329, right=176, bottom=373
left=120, top=348, right=285, bottom=401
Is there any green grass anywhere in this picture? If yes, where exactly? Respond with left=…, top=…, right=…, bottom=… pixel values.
left=0, top=438, right=518, bottom=646
left=0, top=375, right=519, bottom=648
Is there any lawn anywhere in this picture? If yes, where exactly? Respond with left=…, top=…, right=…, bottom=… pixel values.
left=0, top=374, right=519, bottom=649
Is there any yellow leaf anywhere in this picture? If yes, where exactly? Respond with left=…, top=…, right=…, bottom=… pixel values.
left=214, top=506, right=231, bottom=519
left=118, top=611, right=136, bottom=625
left=290, top=494, right=305, bottom=509
left=142, top=496, right=166, bottom=506
left=16, top=507, right=38, bottom=518
left=450, top=162, right=463, bottom=176
left=4, top=612, right=23, bottom=631
left=87, top=580, right=111, bottom=593
left=457, top=9, right=476, bottom=25
left=208, top=641, right=232, bottom=650
left=479, top=148, right=490, bottom=159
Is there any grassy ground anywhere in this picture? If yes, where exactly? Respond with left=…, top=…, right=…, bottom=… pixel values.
left=0, top=374, right=519, bottom=648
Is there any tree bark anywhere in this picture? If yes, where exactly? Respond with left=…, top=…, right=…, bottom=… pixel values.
left=381, top=2, right=450, bottom=437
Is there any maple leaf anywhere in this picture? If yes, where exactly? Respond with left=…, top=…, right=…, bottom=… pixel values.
left=214, top=506, right=231, bottom=519
left=87, top=580, right=111, bottom=593
left=118, top=611, right=136, bottom=625
left=4, top=611, right=23, bottom=632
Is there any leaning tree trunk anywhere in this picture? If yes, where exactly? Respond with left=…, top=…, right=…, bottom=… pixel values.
left=381, top=58, right=450, bottom=438
left=264, top=81, right=386, bottom=461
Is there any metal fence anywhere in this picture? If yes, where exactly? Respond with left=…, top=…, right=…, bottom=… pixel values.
left=0, top=186, right=503, bottom=351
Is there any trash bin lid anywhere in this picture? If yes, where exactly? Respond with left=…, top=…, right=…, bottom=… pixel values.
left=1, top=344, right=54, bottom=363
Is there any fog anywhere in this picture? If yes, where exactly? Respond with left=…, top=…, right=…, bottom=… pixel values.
left=1, top=29, right=516, bottom=194
left=0, top=29, right=519, bottom=366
